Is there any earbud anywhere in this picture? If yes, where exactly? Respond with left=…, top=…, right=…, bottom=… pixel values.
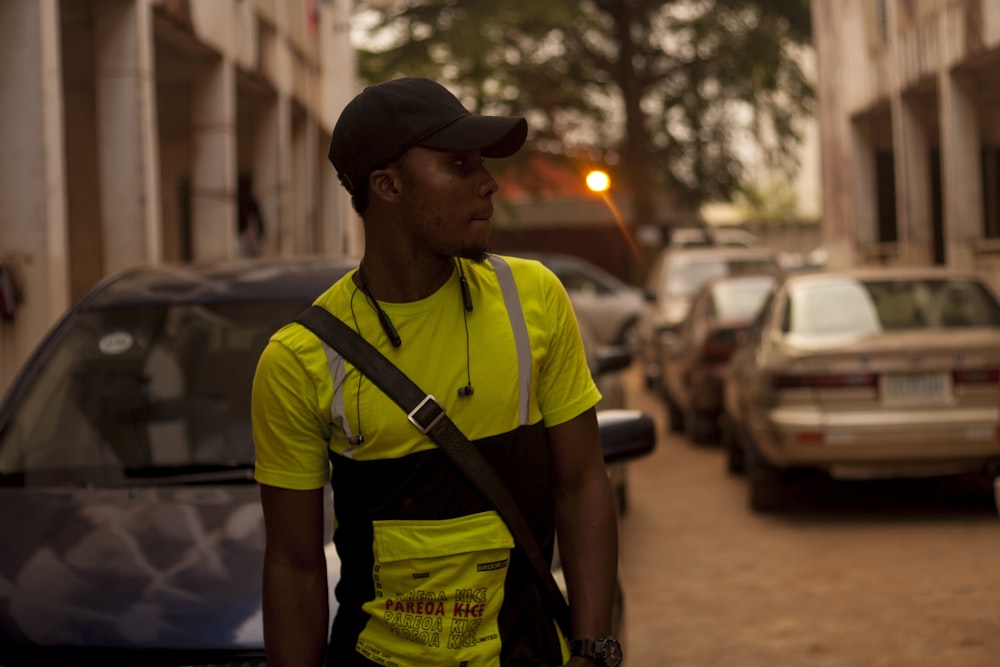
left=459, top=274, right=474, bottom=312
left=376, top=308, right=402, bottom=347
left=348, top=434, right=366, bottom=446
left=458, top=385, right=475, bottom=397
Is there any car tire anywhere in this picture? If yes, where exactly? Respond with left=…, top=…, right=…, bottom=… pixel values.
left=684, top=405, right=718, bottom=445
left=722, top=419, right=745, bottom=474
left=643, top=361, right=661, bottom=392
left=665, top=395, right=684, bottom=433
left=619, top=319, right=641, bottom=355
left=747, top=439, right=786, bottom=512
left=615, top=478, right=629, bottom=515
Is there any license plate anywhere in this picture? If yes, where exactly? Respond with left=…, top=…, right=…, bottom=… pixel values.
left=880, top=372, right=951, bottom=406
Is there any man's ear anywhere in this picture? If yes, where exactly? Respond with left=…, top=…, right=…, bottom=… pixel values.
left=369, top=167, right=401, bottom=203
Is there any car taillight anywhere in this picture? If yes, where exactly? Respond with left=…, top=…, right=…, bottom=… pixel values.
left=772, top=373, right=878, bottom=389
left=952, top=368, right=1000, bottom=384
left=701, top=329, right=740, bottom=364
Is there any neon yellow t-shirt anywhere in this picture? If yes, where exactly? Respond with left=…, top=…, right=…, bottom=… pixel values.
left=252, top=255, right=601, bottom=490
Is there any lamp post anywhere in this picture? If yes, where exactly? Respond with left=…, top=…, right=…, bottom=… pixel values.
left=585, top=169, right=611, bottom=193
left=584, top=168, right=645, bottom=283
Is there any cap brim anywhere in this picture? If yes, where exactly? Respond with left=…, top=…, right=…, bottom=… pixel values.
left=419, top=115, right=527, bottom=158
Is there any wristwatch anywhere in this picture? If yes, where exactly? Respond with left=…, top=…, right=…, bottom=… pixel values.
left=570, top=636, right=623, bottom=667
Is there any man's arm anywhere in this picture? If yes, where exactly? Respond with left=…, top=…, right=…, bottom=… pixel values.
left=259, top=484, right=330, bottom=667
left=548, top=407, right=620, bottom=657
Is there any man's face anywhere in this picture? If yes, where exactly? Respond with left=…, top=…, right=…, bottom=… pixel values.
left=392, top=146, right=500, bottom=261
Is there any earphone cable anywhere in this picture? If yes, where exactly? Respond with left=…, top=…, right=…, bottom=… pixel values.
left=348, top=281, right=365, bottom=445
left=457, top=259, right=474, bottom=393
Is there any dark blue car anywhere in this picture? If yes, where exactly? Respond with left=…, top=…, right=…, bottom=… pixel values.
left=0, top=257, right=653, bottom=666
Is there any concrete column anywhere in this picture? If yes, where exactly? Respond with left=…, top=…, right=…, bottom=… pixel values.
left=94, top=0, right=162, bottom=271
left=292, top=113, right=319, bottom=254
left=318, top=0, right=362, bottom=257
left=938, top=69, right=982, bottom=268
left=251, top=95, right=280, bottom=257
left=811, top=0, right=855, bottom=269
left=190, top=56, right=237, bottom=262
left=0, top=0, right=69, bottom=393
left=890, top=93, right=934, bottom=266
left=276, top=94, right=294, bottom=257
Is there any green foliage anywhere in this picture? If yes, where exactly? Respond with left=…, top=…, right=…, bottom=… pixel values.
left=353, top=0, right=814, bottom=209
left=736, top=176, right=801, bottom=222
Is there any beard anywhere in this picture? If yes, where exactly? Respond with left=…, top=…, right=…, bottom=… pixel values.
left=453, top=240, right=490, bottom=264
left=457, top=247, right=489, bottom=263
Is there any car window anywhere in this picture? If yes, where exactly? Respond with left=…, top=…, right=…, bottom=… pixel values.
left=867, top=278, right=1000, bottom=329
left=710, top=277, right=775, bottom=320
left=788, top=281, right=881, bottom=335
left=663, top=257, right=776, bottom=298
left=784, top=277, right=1000, bottom=335
left=556, top=267, right=611, bottom=295
left=0, top=300, right=308, bottom=482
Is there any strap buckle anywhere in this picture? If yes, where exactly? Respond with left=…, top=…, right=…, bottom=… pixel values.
left=408, top=395, right=445, bottom=434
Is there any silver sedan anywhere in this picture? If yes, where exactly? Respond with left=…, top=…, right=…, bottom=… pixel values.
left=725, top=266, right=1000, bottom=512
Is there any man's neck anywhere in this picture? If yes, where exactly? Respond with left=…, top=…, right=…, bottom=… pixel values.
left=356, top=254, right=455, bottom=303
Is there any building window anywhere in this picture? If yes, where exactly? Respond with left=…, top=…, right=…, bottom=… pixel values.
left=983, top=148, right=1000, bottom=239
left=876, top=151, right=898, bottom=244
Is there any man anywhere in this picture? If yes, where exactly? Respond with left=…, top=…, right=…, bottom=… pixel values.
left=252, top=77, right=621, bottom=667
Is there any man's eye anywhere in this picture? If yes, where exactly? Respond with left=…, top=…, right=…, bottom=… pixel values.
left=453, top=156, right=484, bottom=170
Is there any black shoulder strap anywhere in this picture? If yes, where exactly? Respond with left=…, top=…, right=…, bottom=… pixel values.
left=295, top=305, right=572, bottom=638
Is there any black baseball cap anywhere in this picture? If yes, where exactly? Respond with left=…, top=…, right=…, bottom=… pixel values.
left=329, top=77, right=528, bottom=194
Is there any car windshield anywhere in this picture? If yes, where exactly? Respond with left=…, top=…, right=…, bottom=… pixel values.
left=664, top=257, right=777, bottom=298
left=785, top=278, right=1000, bottom=335
left=710, top=277, right=775, bottom=320
left=0, top=300, right=308, bottom=484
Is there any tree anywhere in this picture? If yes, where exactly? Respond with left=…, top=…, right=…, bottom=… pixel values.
left=353, top=0, right=813, bottom=235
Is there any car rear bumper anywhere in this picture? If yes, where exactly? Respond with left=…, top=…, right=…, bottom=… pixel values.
left=754, top=405, right=1000, bottom=472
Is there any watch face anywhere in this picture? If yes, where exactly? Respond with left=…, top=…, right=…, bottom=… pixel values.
left=600, top=637, right=623, bottom=667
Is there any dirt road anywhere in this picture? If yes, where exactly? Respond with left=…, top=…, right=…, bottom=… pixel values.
left=616, top=365, right=1000, bottom=667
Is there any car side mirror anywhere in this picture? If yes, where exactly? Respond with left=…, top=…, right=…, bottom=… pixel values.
left=598, top=409, right=656, bottom=464
left=593, top=345, right=633, bottom=377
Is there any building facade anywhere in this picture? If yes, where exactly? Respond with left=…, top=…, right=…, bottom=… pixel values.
left=813, top=0, right=1000, bottom=289
left=0, top=0, right=360, bottom=393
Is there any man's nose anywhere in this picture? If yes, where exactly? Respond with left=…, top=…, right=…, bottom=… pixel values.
left=478, top=168, right=499, bottom=197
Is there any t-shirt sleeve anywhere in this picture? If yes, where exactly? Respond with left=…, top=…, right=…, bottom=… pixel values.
left=252, top=336, right=332, bottom=490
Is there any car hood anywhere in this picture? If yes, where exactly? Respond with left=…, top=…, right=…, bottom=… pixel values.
left=0, top=484, right=337, bottom=654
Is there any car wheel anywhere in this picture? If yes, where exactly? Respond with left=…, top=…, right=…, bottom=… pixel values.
left=684, top=405, right=718, bottom=445
left=615, top=478, right=629, bottom=515
left=665, top=395, right=684, bottom=433
left=619, top=319, right=641, bottom=355
left=721, top=418, right=745, bottom=474
left=747, top=439, right=786, bottom=512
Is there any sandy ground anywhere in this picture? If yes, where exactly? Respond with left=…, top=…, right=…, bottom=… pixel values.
left=616, top=365, right=1000, bottom=667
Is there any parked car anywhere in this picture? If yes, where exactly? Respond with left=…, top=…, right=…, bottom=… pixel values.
left=661, top=273, right=778, bottom=443
left=995, top=475, right=1000, bottom=519
left=724, top=266, right=1000, bottom=512
left=636, top=245, right=780, bottom=391
left=509, top=252, right=645, bottom=349
left=0, top=256, right=654, bottom=665
left=667, top=226, right=763, bottom=249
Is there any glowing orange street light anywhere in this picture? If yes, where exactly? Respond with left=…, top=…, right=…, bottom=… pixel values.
left=585, top=169, right=611, bottom=193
